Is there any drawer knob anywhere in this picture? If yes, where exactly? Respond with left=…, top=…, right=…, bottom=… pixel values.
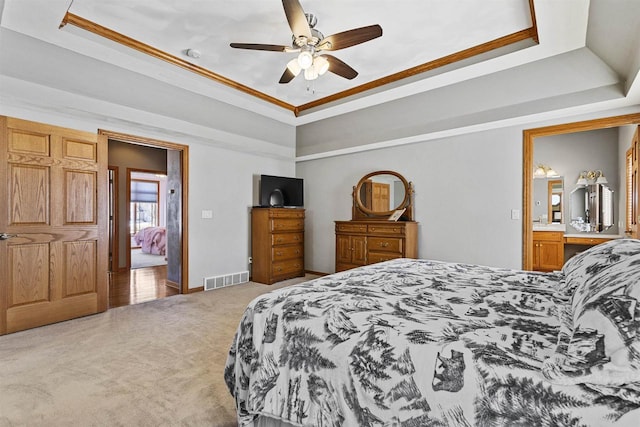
left=276, top=238, right=283, bottom=243
left=276, top=251, right=283, bottom=256
left=379, top=242, right=389, bottom=248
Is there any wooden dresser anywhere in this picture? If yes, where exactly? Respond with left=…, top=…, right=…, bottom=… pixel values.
left=335, top=220, right=418, bottom=272
left=251, top=207, right=305, bottom=285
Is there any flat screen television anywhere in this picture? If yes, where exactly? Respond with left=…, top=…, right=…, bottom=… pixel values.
left=259, top=174, right=304, bottom=208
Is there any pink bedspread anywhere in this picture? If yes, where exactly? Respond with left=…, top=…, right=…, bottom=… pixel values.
left=134, top=227, right=166, bottom=255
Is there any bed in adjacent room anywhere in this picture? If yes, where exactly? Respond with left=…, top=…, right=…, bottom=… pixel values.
left=133, top=226, right=167, bottom=255
left=225, top=239, right=640, bottom=426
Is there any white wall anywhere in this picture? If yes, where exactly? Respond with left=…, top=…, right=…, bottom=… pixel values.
left=187, top=139, right=294, bottom=288
left=298, top=126, right=523, bottom=274
left=535, top=128, right=620, bottom=234
left=297, top=110, right=640, bottom=275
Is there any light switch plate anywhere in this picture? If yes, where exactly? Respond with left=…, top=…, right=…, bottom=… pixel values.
left=511, top=209, right=520, bottom=220
left=202, top=210, right=213, bottom=219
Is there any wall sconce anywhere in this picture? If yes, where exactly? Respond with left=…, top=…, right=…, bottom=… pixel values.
left=533, top=164, right=559, bottom=178
left=576, top=170, right=608, bottom=187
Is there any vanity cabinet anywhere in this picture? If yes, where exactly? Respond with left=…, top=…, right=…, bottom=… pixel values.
left=335, top=220, right=418, bottom=272
left=532, top=231, right=564, bottom=272
left=251, top=208, right=304, bottom=285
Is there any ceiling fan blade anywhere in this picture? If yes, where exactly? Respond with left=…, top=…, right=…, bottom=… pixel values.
left=317, top=24, right=383, bottom=51
left=282, top=0, right=312, bottom=39
left=230, top=43, right=291, bottom=52
left=279, top=67, right=297, bottom=84
left=324, top=55, right=358, bottom=80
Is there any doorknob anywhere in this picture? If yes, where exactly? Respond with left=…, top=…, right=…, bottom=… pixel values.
left=0, top=233, right=17, bottom=241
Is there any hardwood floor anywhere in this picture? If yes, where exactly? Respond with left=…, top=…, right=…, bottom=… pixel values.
left=109, top=265, right=179, bottom=308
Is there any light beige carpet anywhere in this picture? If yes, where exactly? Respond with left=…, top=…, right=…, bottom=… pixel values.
left=0, top=275, right=318, bottom=427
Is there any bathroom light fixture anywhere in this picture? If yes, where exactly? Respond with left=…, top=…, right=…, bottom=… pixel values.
left=576, top=172, right=588, bottom=187
left=533, top=164, right=559, bottom=179
left=576, top=170, right=608, bottom=187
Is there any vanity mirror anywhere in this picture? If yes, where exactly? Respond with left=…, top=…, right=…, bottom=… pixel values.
left=569, top=183, right=614, bottom=232
left=352, top=170, right=414, bottom=220
left=337, top=170, right=418, bottom=272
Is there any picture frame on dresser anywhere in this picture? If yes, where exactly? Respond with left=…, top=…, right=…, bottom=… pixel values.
left=388, top=208, right=406, bottom=222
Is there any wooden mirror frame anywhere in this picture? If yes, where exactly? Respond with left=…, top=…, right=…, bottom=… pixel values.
left=352, top=170, right=415, bottom=221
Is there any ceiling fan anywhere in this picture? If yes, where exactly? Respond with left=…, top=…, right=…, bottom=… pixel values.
left=230, top=0, right=382, bottom=84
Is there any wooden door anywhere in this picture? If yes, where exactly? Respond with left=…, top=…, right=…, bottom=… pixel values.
left=352, top=236, right=367, bottom=265
left=538, top=241, right=563, bottom=272
left=630, top=127, right=639, bottom=239
left=0, top=117, right=108, bottom=335
left=336, top=234, right=353, bottom=265
left=372, top=183, right=390, bottom=211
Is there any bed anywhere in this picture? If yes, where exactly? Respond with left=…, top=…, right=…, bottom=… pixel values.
left=225, top=238, right=640, bottom=426
left=133, top=226, right=167, bottom=255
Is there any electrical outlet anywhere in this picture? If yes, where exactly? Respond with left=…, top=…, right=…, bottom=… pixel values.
left=248, top=257, right=252, bottom=264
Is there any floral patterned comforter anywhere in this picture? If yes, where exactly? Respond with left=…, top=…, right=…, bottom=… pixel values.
left=225, top=258, right=640, bottom=426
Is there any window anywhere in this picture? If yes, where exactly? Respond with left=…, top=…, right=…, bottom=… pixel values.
left=130, top=179, right=159, bottom=234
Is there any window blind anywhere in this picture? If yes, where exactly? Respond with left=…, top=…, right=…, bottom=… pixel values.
left=131, top=180, right=158, bottom=203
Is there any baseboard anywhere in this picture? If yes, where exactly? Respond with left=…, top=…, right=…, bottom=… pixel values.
left=166, top=280, right=180, bottom=290
left=188, top=286, right=204, bottom=293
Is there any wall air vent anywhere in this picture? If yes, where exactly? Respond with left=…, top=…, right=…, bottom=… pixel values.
left=203, top=270, right=250, bottom=291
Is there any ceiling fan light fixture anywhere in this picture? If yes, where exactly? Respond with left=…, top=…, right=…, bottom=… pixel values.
left=314, top=56, right=329, bottom=75
left=286, top=58, right=302, bottom=76
left=297, top=46, right=314, bottom=69
left=304, top=66, right=319, bottom=80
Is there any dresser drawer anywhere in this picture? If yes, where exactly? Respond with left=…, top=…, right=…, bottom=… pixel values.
left=367, top=237, right=403, bottom=254
left=272, top=244, right=303, bottom=261
left=270, top=210, right=305, bottom=219
left=367, top=224, right=405, bottom=235
left=564, top=236, right=613, bottom=245
left=272, top=258, right=304, bottom=276
left=271, top=219, right=304, bottom=232
left=272, top=233, right=303, bottom=246
left=533, top=231, right=564, bottom=242
left=336, top=223, right=367, bottom=233
left=368, top=252, right=403, bottom=264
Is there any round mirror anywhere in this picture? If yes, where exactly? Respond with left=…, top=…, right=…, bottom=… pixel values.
left=355, top=170, right=411, bottom=217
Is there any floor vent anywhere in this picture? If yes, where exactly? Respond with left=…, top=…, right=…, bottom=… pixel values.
left=204, top=270, right=250, bottom=291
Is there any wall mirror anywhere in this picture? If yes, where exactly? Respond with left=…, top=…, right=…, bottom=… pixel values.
left=533, top=177, right=564, bottom=223
left=569, top=183, right=615, bottom=232
left=353, top=170, right=414, bottom=220
left=548, top=179, right=563, bottom=223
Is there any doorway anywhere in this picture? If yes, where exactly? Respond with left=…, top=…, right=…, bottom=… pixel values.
left=102, top=129, right=189, bottom=307
left=522, top=113, right=640, bottom=270
left=128, top=170, right=168, bottom=270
